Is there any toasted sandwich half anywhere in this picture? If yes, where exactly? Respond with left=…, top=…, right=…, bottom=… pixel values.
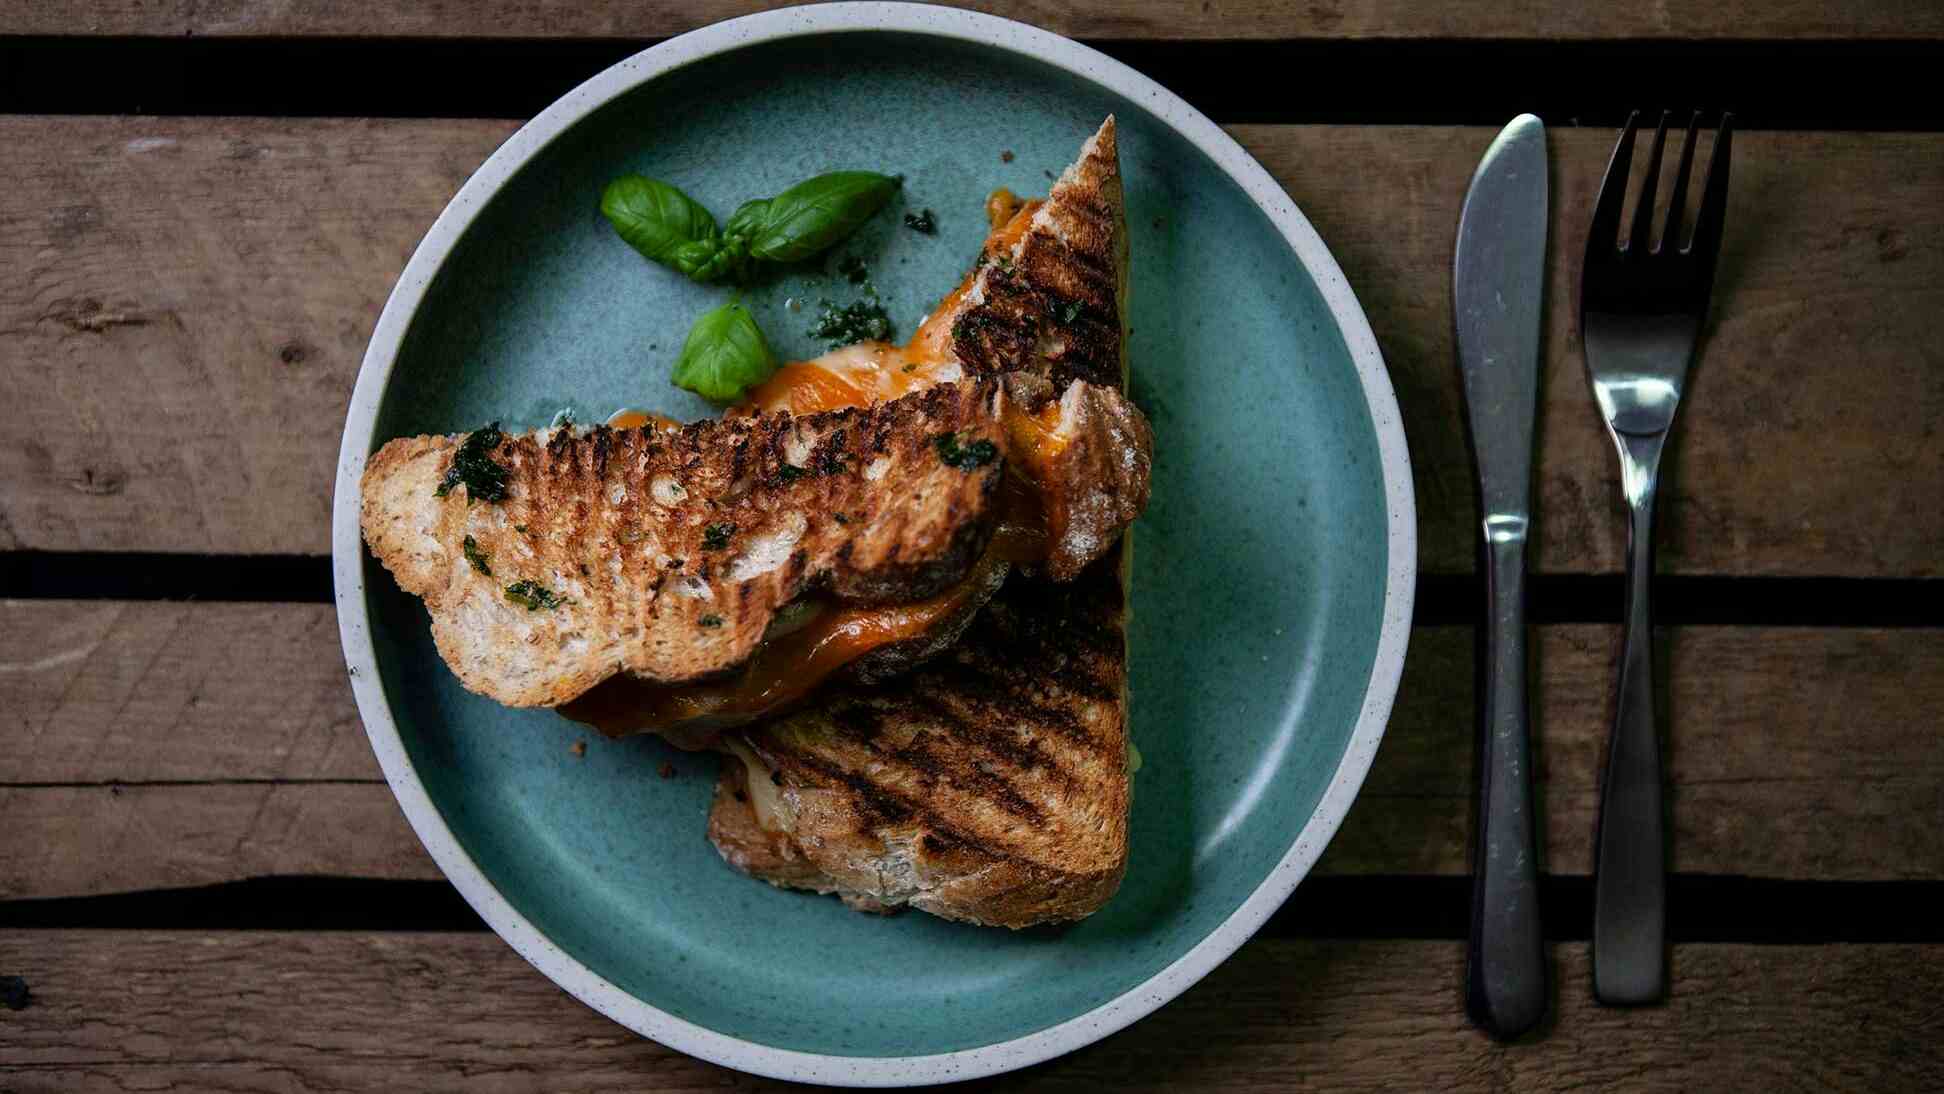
left=360, top=379, right=1012, bottom=716
left=708, top=117, right=1141, bottom=927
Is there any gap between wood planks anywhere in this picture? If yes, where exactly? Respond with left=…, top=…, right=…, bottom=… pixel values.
left=6, top=0, right=1941, bottom=41
left=4, top=875, right=1943, bottom=944
left=1, top=37, right=1943, bottom=128
left=5, top=551, right=1940, bottom=627
left=5, top=933, right=1939, bottom=1090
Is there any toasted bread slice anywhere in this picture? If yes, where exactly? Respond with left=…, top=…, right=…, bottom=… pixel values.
left=359, top=379, right=1008, bottom=707
left=708, top=549, right=1131, bottom=928
left=951, top=116, right=1128, bottom=393
left=709, top=117, right=1138, bottom=927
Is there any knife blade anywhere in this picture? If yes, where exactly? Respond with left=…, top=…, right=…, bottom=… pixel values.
left=1454, top=113, right=1549, bottom=1041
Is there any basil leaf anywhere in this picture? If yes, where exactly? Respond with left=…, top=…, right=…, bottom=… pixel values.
left=671, top=301, right=777, bottom=402
left=724, top=198, right=771, bottom=241
left=743, top=172, right=900, bottom=264
left=601, top=175, right=720, bottom=268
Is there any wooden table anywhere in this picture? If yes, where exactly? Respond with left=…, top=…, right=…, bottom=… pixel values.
left=4, top=4, right=1942, bottom=1089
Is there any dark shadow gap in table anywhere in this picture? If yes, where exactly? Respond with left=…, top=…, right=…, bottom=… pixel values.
left=4, top=874, right=1941, bottom=944
left=6, top=550, right=1940, bottom=628
left=3, top=37, right=1944, bottom=130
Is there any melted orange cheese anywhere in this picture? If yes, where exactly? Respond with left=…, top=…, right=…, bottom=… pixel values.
left=562, top=193, right=1060, bottom=746
left=606, top=408, right=684, bottom=432
left=741, top=196, right=1043, bottom=417
left=560, top=546, right=1013, bottom=750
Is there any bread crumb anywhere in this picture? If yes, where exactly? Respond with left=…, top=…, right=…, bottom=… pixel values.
left=658, top=761, right=676, bottom=779
left=1000, top=150, right=1014, bottom=163
left=570, top=740, right=586, bottom=758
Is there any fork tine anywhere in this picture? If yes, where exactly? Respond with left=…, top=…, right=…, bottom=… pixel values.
left=1658, top=112, right=1702, bottom=253
left=1686, top=113, right=1734, bottom=261
left=1627, top=111, right=1671, bottom=254
left=1588, top=110, right=1639, bottom=253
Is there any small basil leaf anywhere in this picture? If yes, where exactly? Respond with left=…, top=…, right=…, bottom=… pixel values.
left=671, top=301, right=777, bottom=402
left=745, top=172, right=900, bottom=264
left=600, top=175, right=720, bottom=269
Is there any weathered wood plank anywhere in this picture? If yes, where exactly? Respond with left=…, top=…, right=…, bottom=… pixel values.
left=4, top=119, right=1938, bottom=572
left=0, top=601, right=370, bottom=783
left=6, top=599, right=1940, bottom=896
left=1342, top=623, right=1944, bottom=880
left=0, top=118, right=500, bottom=557
left=0, top=783, right=426, bottom=898
left=2, top=932, right=1939, bottom=1091
left=5, top=0, right=1939, bottom=41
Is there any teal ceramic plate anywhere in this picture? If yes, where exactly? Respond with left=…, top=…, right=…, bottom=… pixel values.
left=333, top=4, right=1414, bottom=1085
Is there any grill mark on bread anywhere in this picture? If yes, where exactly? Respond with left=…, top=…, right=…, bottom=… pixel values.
left=966, top=617, right=1123, bottom=703
left=895, top=735, right=1045, bottom=825
left=762, top=738, right=1029, bottom=865
left=772, top=747, right=916, bottom=826
left=912, top=656, right=1101, bottom=753
left=992, top=580, right=1126, bottom=662
left=901, top=688, right=1053, bottom=774
left=897, top=688, right=1089, bottom=799
left=591, top=427, right=613, bottom=479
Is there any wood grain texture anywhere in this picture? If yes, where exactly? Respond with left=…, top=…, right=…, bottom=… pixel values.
left=2, top=931, right=1940, bottom=1091
left=7, top=599, right=1940, bottom=896
left=0, top=601, right=369, bottom=783
left=3, top=119, right=1938, bottom=572
left=6, top=0, right=1941, bottom=40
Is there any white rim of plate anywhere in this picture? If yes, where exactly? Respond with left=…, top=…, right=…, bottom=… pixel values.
left=332, top=3, right=1417, bottom=1085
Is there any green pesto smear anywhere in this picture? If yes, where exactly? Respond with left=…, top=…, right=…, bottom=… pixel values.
left=504, top=580, right=568, bottom=611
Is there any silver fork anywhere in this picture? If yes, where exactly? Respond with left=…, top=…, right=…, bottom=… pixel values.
left=1580, top=110, right=1733, bottom=1005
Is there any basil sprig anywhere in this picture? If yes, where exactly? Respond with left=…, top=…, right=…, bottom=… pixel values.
left=602, top=167, right=903, bottom=401
left=671, top=302, right=776, bottom=402
left=600, top=171, right=900, bottom=284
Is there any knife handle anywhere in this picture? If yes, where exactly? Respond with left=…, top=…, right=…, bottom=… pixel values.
left=1465, top=519, right=1548, bottom=1039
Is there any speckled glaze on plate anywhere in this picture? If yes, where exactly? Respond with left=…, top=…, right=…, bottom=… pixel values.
left=332, top=4, right=1415, bottom=1085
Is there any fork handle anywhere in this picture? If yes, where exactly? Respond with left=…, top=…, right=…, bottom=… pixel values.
left=1465, top=522, right=1547, bottom=1039
left=1594, top=431, right=1669, bottom=1004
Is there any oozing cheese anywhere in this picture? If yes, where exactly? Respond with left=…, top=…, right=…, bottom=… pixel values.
left=721, top=737, right=789, bottom=833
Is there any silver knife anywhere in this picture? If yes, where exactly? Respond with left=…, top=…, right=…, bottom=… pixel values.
left=1453, top=113, right=1549, bottom=1040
